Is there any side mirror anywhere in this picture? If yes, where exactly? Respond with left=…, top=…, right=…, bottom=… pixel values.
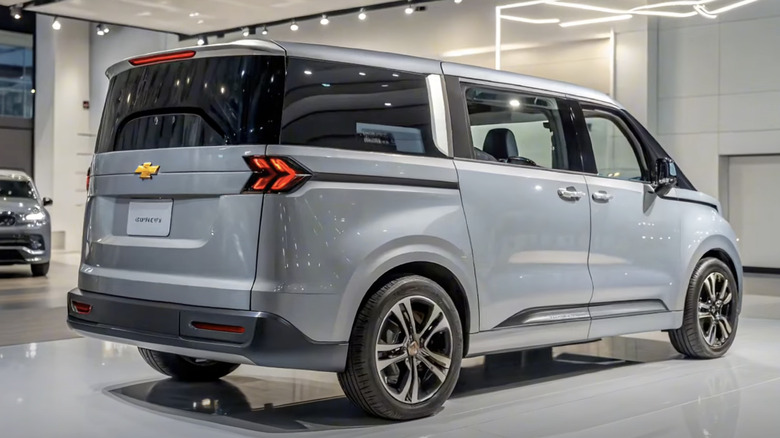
left=654, top=158, right=678, bottom=196
left=42, top=197, right=53, bottom=207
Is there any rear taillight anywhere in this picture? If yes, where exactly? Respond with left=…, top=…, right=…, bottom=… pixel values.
left=192, top=322, right=246, bottom=334
left=243, top=156, right=311, bottom=193
left=71, top=301, right=92, bottom=315
left=85, top=167, right=91, bottom=192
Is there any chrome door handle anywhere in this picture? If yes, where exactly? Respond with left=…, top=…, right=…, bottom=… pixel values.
left=592, top=191, right=614, bottom=202
left=557, top=186, right=585, bottom=201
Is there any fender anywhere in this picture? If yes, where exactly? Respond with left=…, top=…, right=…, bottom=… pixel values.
left=333, top=235, right=479, bottom=342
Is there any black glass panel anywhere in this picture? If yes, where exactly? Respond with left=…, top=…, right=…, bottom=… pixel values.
left=96, top=55, right=285, bottom=153
left=281, top=58, right=441, bottom=157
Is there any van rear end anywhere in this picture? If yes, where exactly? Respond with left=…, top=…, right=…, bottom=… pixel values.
left=66, top=42, right=347, bottom=370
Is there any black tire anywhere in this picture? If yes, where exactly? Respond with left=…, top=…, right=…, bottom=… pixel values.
left=31, top=262, right=49, bottom=277
left=669, top=258, right=739, bottom=359
left=338, top=275, right=463, bottom=421
left=138, top=347, right=240, bottom=382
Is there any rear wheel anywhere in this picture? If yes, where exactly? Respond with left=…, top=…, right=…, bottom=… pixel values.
left=669, top=258, right=739, bottom=359
left=31, top=262, right=49, bottom=277
left=138, top=347, right=240, bottom=381
left=338, top=275, right=463, bottom=420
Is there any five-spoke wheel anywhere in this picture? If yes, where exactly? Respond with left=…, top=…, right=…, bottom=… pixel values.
left=670, top=258, right=739, bottom=359
left=338, top=275, right=463, bottom=420
left=375, top=295, right=453, bottom=404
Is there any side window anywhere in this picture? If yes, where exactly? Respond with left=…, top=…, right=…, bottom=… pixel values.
left=464, top=86, right=569, bottom=170
left=281, top=58, right=442, bottom=157
left=583, top=109, right=646, bottom=181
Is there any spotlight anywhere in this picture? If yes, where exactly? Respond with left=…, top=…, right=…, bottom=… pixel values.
left=51, top=17, right=61, bottom=30
left=405, top=5, right=414, bottom=15
left=454, top=0, right=463, bottom=3
left=358, top=8, right=367, bottom=20
left=96, top=24, right=109, bottom=36
left=10, top=5, right=21, bottom=20
left=197, top=35, right=207, bottom=46
left=290, top=20, right=299, bottom=31
left=261, top=25, right=268, bottom=35
left=320, top=15, right=329, bottom=25
left=242, top=27, right=250, bottom=37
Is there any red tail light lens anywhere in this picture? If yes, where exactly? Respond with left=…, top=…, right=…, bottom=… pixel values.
left=71, top=301, right=92, bottom=315
left=86, top=167, right=91, bottom=192
left=243, top=156, right=310, bottom=193
left=129, top=50, right=196, bottom=66
left=192, top=322, right=246, bottom=334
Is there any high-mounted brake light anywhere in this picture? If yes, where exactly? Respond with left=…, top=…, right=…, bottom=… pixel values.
left=243, top=156, right=311, bottom=193
left=129, top=50, right=196, bottom=66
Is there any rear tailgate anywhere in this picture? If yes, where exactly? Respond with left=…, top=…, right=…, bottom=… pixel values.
left=80, top=46, right=285, bottom=310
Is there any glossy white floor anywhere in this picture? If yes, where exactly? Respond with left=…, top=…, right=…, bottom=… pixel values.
left=1, top=261, right=780, bottom=437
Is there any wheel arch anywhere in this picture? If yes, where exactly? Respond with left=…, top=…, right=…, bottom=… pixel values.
left=679, top=234, right=743, bottom=311
left=334, top=237, right=479, bottom=354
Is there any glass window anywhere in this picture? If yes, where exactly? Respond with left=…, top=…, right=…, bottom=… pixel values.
left=281, top=59, right=441, bottom=157
left=0, top=38, right=33, bottom=118
left=464, top=86, right=569, bottom=170
left=97, top=56, right=285, bottom=153
left=584, top=109, right=645, bottom=181
left=0, top=180, right=34, bottom=199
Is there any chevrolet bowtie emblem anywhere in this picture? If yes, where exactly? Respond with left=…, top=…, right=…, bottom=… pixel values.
left=135, top=162, right=160, bottom=180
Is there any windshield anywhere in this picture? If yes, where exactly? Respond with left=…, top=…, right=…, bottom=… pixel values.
left=96, top=55, right=285, bottom=153
left=0, top=180, right=34, bottom=199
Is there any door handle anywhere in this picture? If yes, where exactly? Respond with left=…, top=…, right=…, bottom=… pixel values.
left=557, top=186, right=585, bottom=201
left=592, top=191, right=614, bottom=202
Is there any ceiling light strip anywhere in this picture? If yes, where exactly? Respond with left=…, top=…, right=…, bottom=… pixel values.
left=558, top=14, right=633, bottom=28
left=500, top=14, right=560, bottom=24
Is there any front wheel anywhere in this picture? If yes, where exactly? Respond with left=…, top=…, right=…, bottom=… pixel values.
left=138, top=348, right=240, bottom=381
left=338, top=275, right=463, bottom=420
left=669, top=258, right=739, bottom=359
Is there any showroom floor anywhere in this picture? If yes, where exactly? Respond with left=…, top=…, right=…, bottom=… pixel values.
left=2, top=256, right=779, bottom=437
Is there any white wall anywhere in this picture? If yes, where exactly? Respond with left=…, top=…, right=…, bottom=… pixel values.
left=654, top=2, right=780, bottom=200
left=34, top=17, right=91, bottom=251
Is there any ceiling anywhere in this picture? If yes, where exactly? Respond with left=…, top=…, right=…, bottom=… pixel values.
left=5, top=0, right=400, bottom=35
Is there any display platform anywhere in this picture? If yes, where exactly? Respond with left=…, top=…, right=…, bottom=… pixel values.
left=2, top=318, right=779, bottom=437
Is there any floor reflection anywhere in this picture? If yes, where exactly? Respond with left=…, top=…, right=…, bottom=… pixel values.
left=107, top=335, right=681, bottom=434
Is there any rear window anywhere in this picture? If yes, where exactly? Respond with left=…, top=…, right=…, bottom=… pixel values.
left=281, top=58, right=441, bottom=157
left=96, top=55, right=285, bottom=153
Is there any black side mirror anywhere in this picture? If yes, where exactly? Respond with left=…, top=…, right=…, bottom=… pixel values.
left=42, top=197, right=53, bottom=207
left=654, top=158, right=678, bottom=196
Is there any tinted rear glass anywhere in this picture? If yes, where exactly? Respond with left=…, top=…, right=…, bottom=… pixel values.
left=96, top=55, right=285, bottom=153
left=0, top=180, right=34, bottom=199
left=281, top=58, right=441, bottom=157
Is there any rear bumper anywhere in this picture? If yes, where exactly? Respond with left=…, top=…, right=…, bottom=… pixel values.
left=66, top=289, right=347, bottom=372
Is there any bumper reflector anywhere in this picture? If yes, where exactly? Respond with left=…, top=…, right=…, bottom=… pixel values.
left=192, top=322, right=246, bottom=334
left=71, top=301, right=92, bottom=315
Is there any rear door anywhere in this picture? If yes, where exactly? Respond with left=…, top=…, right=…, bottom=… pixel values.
left=81, top=47, right=286, bottom=310
left=447, top=77, right=593, bottom=335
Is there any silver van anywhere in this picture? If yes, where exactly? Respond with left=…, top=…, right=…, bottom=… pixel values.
left=67, top=40, right=742, bottom=420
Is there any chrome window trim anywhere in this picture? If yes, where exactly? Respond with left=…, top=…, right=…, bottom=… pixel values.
left=426, top=74, right=452, bottom=157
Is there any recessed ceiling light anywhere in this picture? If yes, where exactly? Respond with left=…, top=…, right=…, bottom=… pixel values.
left=189, top=12, right=199, bottom=17
left=197, top=19, right=204, bottom=24
left=304, top=70, right=312, bottom=75
left=384, top=102, right=393, bottom=106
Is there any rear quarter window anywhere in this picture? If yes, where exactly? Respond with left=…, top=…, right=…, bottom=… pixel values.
left=281, top=58, right=442, bottom=157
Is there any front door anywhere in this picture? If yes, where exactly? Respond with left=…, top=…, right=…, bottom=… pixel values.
left=576, top=104, right=682, bottom=316
left=451, top=81, right=593, bottom=332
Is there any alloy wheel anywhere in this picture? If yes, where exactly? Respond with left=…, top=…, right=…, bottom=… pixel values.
left=375, top=295, right=453, bottom=404
left=697, top=272, right=736, bottom=348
